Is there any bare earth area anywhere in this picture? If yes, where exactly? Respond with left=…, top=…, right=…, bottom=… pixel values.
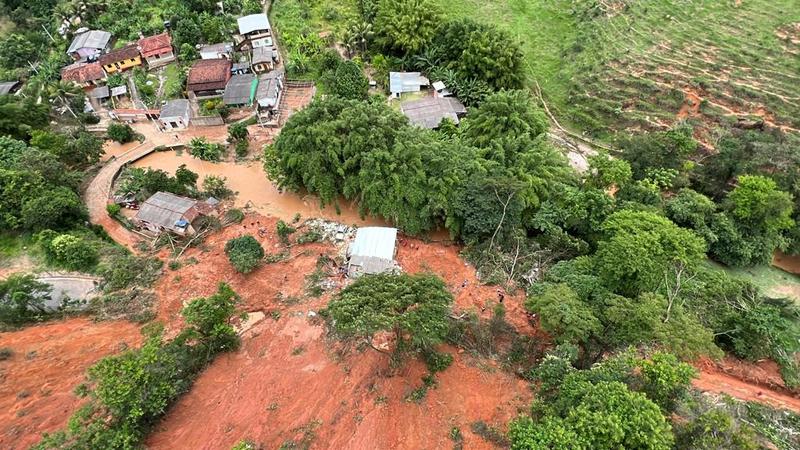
left=0, top=319, right=144, bottom=450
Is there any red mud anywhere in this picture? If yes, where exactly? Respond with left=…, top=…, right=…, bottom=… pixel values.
left=773, top=251, right=800, bottom=275
left=0, top=318, right=144, bottom=449
left=144, top=215, right=531, bottom=449
left=694, top=359, right=800, bottom=412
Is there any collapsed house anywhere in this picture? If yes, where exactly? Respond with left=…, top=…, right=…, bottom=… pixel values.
left=347, top=227, right=398, bottom=277
left=132, top=191, right=217, bottom=235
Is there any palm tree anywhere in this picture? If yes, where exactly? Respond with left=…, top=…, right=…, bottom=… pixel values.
left=348, top=21, right=373, bottom=55
left=46, top=80, right=83, bottom=118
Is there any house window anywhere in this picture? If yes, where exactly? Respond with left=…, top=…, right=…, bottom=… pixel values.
left=130, top=58, right=136, bottom=62
left=154, top=53, right=160, bottom=59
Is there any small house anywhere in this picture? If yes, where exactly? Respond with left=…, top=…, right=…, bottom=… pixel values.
left=389, top=72, right=429, bottom=98
left=400, top=97, right=466, bottom=129
left=110, top=85, right=128, bottom=100
left=0, top=81, right=21, bottom=95
left=67, top=29, right=112, bottom=61
left=138, top=32, right=175, bottom=69
left=199, top=42, right=233, bottom=60
left=223, top=73, right=257, bottom=107
left=187, top=58, right=232, bottom=98
left=432, top=81, right=452, bottom=98
left=236, top=14, right=271, bottom=50
left=347, top=227, right=398, bottom=277
left=88, top=85, right=110, bottom=105
left=255, top=70, right=284, bottom=125
left=133, top=191, right=209, bottom=235
left=159, top=99, right=191, bottom=130
left=251, top=46, right=275, bottom=74
left=61, top=62, right=106, bottom=87
left=99, top=44, right=142, bottom=74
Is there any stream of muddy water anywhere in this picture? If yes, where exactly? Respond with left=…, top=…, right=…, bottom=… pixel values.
left=131, top=150, right=389, bottom=227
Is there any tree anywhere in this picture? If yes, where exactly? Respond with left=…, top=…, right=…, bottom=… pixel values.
left=224, top=235, right=264, bottom=273
left=711, top=175, right=794, bottom=266
left=325, top=273, right=452, bottom=358
left=374, top=0, right=441, bottom=54
left=0, top=273, right=51, bottom=326
left=21, top=186, right=87, bottom=231
left=587, top=153, right=632, bottom=189
left=510, top=379, right=674, bottom=450
left=31, top=129, right=104, bottom=168
left=107, top=123, right=136, bottom=144
left=526, top=283, right=601, bottom=345
left=0, top=33, right=38, bottom=70
left=619, top=125, right=697, bottom=179
left=637, top=352, right=696, bottom=412
left=675, top=409, right=760, bottom=450
left=202, top=175, right=232, bottom=198
left=432, top=19, right=525, bottom=91
left=175, top=164, right=199, bottom=187
left=0, top=95, right=49, bottom=140
left=329, top=60, right=369, bottom=100
left=463, top=90, right=548, bottom=147
left=665, top=189, right=717, bottom=245
left=40, top=233, right=99, bottom=271
left=594, top=210, right=706, bottom=296
left=181, top=282, right=241, bottom=351
left=227, top=122, right=249, bottom=142
left=189, top=137, right=225, bottom=161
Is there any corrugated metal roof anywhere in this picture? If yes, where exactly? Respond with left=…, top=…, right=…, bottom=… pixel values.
left=252, top=46, right=272, bottom=64
left=223, top=73, right=257, bottom=105
left=0, top=81, right=20, bottom=95
left=88, top=85, right=110, bottom=99
left=256, top=70, right=282, bottom=108
left=135, top=192, right=197, bottom=231
left=110, top=85, right=127, bottom=96
left=389, top=72, right=429, bottom=94
left=67, top=30, right=111, bottom=54
left=401, top=97, right=466, bottom=129
left=238, top=14, right=270, bottom=35
left=350, top=227, right=397, bottom=260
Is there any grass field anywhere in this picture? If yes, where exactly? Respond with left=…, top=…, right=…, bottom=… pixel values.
left=273, top=0, right=800, bottom=140
left=714, top=261, right=800, bottom=302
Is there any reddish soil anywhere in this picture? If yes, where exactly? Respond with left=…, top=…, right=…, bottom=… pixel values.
left=0, top=318, right=144, bottom=449
left=145, top=215, right=531, bottom=449
left=677, top=89, right=702, bottom=120
left=773, top=251, right=800, bottom=275
left=694, top=357, right=800, bottom=412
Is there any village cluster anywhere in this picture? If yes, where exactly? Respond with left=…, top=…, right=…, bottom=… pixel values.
left=56, top=13, right=284, bottom=129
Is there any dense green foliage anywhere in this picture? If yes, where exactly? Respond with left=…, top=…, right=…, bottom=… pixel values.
left=325, top=273, right=452, bottom=358
left=0, top=273, right=51, bottom=326
left=36, top=283, right=241, bottom=449
left=106, top=123, right=136, bottom=144
left=116, top=165, right=198, bottom=201
left=188, top=137, right=225, bottom=162
left=224, top=235, right=264, bottom=273
left=38, top=230, right=99, bottom=272
left=374, top=0, right=440, bottom=54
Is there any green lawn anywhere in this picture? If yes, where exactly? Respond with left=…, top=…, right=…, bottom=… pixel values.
left=714, top=261, right=800, bottom=301
left=161, top=63, right=184, bottom=100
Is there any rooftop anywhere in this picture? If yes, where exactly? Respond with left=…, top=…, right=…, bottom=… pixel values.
left=159, top=99, right=191, bottom=119
left=98, top=44, right=140, bottom=66
left=256, top=70, right=282, bottom=108
left=199, top=42, right=233, bottom=54
left=252, top=46, right=272, bottom=64
left=110, top=85, right=127, bottom=96
left=348, top=227, right=398, bottom=275
left=389, top=72, right=429, bottom=94
left=400, top=97, right=466, bottom=129
left=188, top=58, right=231, bottom=88
left=0, top=81, right=20, bottom=95
left=61, top=62, right=105, bottom=83
left=237, top=14, right=270, bottom=35
left=138, top=32, right=172, bottom=58
left=88, top=85, right=110, bottom=99
left=67, top=30, right=111, bottom=54
left=223, top=73, right=257, bottom=106
left=135, top=192, right=197, bottom=231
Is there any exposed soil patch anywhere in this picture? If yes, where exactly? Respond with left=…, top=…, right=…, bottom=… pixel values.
left=694, top=357, right=800, bottom=412
left=0, top=318, right=144, bottom=449
left=773, top=251, right=800, bottom=275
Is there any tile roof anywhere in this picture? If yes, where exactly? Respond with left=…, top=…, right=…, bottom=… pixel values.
left=400, top=97, right=466, bottom=129
left=98, top=44, right=140, bottom=66
left=137, top=32, right=172, bottom=58
left=61, top=62, right=105, bottom=83
left=67, top=30, right=111, bottom=54
left=187, top=58, right=231, bottom=91
left=237, top=14, right=270, bottom=35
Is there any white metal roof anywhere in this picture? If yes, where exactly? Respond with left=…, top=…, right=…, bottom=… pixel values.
left=349, top=227, right=397, bottom=260
left=389, top=72, right=429, bottom=94
left=238, top=14, right=270, bottom=35
left=67, top=30, right=111, bottom=54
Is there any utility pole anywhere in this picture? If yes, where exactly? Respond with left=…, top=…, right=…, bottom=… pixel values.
left=42, top=24, right=56, bottom=43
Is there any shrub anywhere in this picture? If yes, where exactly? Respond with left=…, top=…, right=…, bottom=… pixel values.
left=107, top=123, right=135, bottom=143
left=224, top=208, right=245, bottom=224
left=228, top=122, right=249, bottom=142
left=276, top=220, right=296, bottom=244
left=189, top=137, right=225, bottom=161
left=224, top=235, right=264, bottom=273
left=235, top=139, right=249, bottom=158
left=202, top=175, right=233, bottom=198
left=41, top=233, right=98, bottom=271
left=106, top=203, right=121, bottom=216
left=0, top=274, right=51, bottom=326
left=0, top=347, right=12, bottom=360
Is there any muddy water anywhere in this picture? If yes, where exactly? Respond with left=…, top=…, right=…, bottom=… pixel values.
left=131, top=150, right=389, bottom=227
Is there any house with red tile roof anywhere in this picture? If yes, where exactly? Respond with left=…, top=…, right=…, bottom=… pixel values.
left=187, top=59, right=232, bottom=97
left=138, top=33, right=175, bottom=69
left=61, top=61, right=106, bottom=87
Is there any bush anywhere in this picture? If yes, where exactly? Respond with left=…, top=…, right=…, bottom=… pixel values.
left=106, top=203, right=121, bottom=216
left=276, top=220, right=296, bottom=244
left=235, top=139, right=249, bottom=158
left=228, top=122, right=249, bottom=142
left=224, top=208, right=245, bottom=224
left=189, top=137, right=225, bottom=161
left=224, top=235, right=264, bottom=273
left=0, top=274, right=51, bottom=326
left=40, top=233, right=99, bottom=271
left=202, top=175, right=233, bottom=198
left=107, top=123, right=136, bottom=143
